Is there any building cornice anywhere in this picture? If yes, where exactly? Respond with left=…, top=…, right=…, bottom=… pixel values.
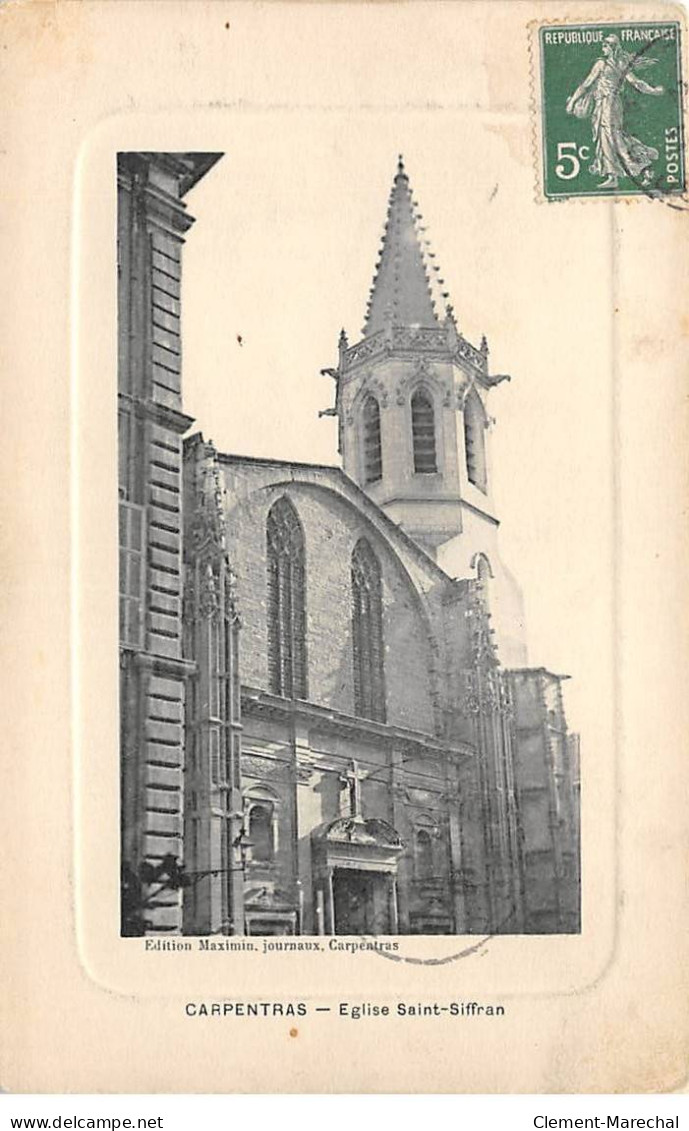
left=338, top=324, right=511, bottom=386
left=118, top=391, right=195, bottom=436
left=240, top=685, right=475, bottom=761
left=381, top=494, right=463, bottom=508
left=506, top=667, right=572, bottom=682
left=121, top=649, right=197, bottom=679
left=117, top=151, right=223, bottom=199
left=459, top=498, right=500, bottom=527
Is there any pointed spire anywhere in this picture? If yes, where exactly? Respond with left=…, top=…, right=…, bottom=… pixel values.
left=363, top=157, right=450, bottom=337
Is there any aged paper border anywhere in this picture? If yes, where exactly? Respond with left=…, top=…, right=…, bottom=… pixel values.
left=1, top=0, right=687, bottom=1093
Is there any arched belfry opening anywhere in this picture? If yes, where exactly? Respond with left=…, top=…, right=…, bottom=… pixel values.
left=362, top=395, right=383, bottom=485
left=411, top=388, right=438, bottom=474
left=464, top=389, right=488, bottom=492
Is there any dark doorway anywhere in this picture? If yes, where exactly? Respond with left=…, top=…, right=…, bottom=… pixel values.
left=332, top=868, right=392, bottom=935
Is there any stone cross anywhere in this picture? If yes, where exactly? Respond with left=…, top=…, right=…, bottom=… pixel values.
left=340, top=760, right=365, bottom=818
left=347, top=760, right=364, bottom=817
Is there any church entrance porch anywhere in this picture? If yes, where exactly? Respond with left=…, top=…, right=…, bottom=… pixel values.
left=332, top=868, right=394, bottom=935
left=310, top=814, right=404, bottom=935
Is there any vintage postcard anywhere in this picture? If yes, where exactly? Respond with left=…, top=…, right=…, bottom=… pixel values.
left=1, top=0, right=687, bottom=1094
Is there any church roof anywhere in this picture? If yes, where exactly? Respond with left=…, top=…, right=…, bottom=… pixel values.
left=363, top=156, right=448, bottom=337
left=212, top=448, right=455, bottom=584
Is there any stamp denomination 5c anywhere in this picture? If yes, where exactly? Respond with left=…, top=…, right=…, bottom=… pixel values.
left=538, top=22, right=685, bottom=199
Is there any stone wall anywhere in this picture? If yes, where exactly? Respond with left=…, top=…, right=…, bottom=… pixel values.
left=220, top=461, right=439, bottom=736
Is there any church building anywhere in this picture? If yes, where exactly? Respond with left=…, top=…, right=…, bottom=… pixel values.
left=118, top=151, right=581, bottom=939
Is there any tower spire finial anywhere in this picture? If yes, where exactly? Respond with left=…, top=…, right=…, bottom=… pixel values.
left=361, top=159, right=450, bottom=337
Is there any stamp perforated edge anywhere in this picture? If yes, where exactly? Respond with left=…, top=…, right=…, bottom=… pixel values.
left=527, top=11, right=689, bottom=206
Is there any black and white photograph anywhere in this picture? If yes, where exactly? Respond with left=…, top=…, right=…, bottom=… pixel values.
left=118, top=146, right=581, bottom=940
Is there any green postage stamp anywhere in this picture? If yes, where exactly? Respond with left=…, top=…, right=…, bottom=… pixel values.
left=539, top=21, right=685, bottom=199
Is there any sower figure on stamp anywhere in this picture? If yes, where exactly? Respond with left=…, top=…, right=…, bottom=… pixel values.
left=566, top=34, right=664, bottom=188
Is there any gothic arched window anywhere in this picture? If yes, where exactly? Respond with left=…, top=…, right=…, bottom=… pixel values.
left=248, top=804, right=274, bottom=864
left=267, top=497, right=307, bottom=699
left=464, top=390, right=487, bottom=491
left=362, top=395, right=383, bottom=485
left=351, top=538, right=386, bottom=722
left=415, top=828, right=434, bottom=880
left=411, top=389, right=437, bottom=474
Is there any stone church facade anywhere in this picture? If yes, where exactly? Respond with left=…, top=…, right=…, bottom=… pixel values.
left=118, top=151, right=581, bottom=939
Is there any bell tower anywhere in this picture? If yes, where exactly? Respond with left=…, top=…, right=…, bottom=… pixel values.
left=324, top=157, right=510, bottom=557
left=322, top=157, right=527, bottom=665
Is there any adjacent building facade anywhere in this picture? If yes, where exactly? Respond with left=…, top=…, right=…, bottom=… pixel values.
left=119, top=151, right=580, bottom=938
